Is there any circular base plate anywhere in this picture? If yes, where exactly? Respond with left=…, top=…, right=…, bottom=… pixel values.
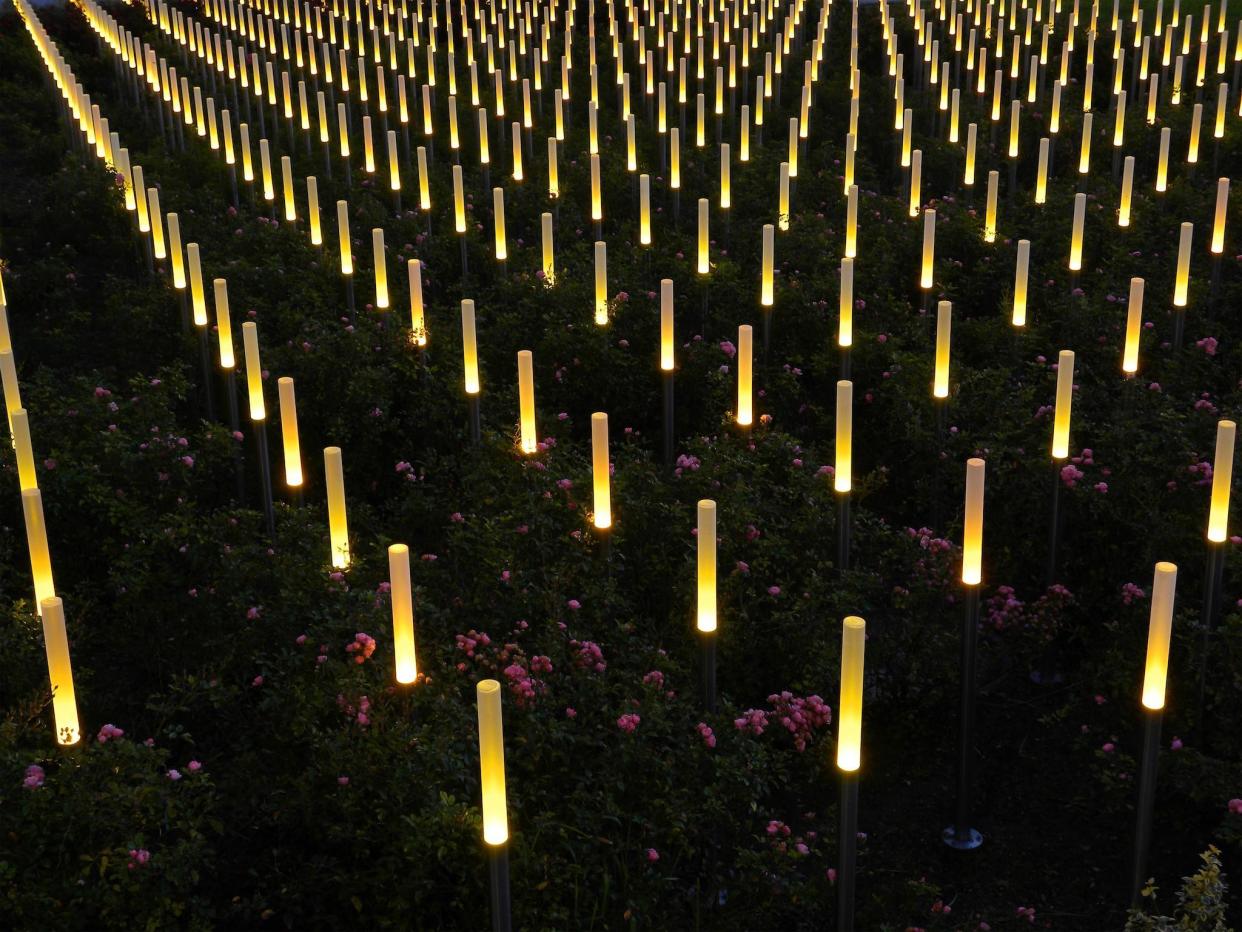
left=942, top=826, right=984, bottom=850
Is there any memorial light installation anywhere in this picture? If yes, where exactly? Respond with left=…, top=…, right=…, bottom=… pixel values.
left=1, top=0, right=1240, bottom=926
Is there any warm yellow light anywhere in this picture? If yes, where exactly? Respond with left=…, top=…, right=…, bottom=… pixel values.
left=836, top=615, right=865, bottom=771
left=964, top=123, right=978, bottom=186
left=921, top=209, right=936, bottom=289
left=259, top=138, right=275, bottom=202
left=492, top=188, right=507, bottom=263
left=388, top=544, right=418, bottom=684
left=697, top=499, right=717, bottom=632
left=720, top=143, right=731, bottom=209
left=660, top=279, right=675, bottom=371
left=1174, top=222, right=1193, bottom=306
left=39, top=596, right=80, bottom=746
left=984, top=171, right=999, bottom=243
left=787, top=116, right=799, bottom=177
left=1001, top=239, right=1026, bottom=329
left=336, top=201, right=353, bottom=276
left=1141, top=562, right=1179, bottom=710
left=453, top=164, right=466, bottom=233
left=539, top=212, right=555, bottom=284
left=407, top=259, right=427, bottom=346
left=835, top=379, right=853, bottom=493
left=0, top=349, right=20, bottom=435
left=1051, top=350, right=1075, bottom=459
left=1122, top=277, right=1146, bottom=374
left=22, top=488, right=55, bottom=614
left=242, top=322, right=265, bottom=421
left=548, top=137, right=560, bottom=199
left=417, top=147, right=431, bottom=210
left=778, top=161, right=790, bottom=231
left=839, top=258, right=854, bottom=348
left=324, top=445, right=350, bottom=568
left=167, top=213, right=186, bottom=289
left=11, top=408, right=37, bottom=492
left=909, top=149, right=922, bottom=217
left=1116, top=155, right=1135, bottom=227
left=591, top=412, right=611, bottom=529
left=1156, top=127, right=1171, bottom=192
left=590, top=153, right=602, bottom=221
left=280, top=155, right=296, bottom=221
left=510, top=122, right=523, bottom=181
left=1076, top=112, right=1093, bottom=176
left=697, top=199, right=710, bottom=275
left=187, top=243, right=208, bottom=326
left=134, top=166, right=150, bottom=230
left=277, top=376, right=303, bottom=487
left=1069, top=193, right=1086, bottom=271
left=387, top=130, right=401, bottom=192
left=307, top=177, right=322, bottom=245
left=147, top=188, right=166, bottom=259
left=461, top=299, right=480, bottom=395
left=1188, top=102, right=1203, bottom=163
left=372, top=228, right=389, bottom=309
left=845, top=185, right=858, bottom=259
left=210, top=278, right=236, bottom=370
left=934, top=301, right=952, bottom=399
left=639, top=174, right=651, bottom=245
left=594, top=242, right=608, bottom=325
left=760, top=224, right=774, bottom=307
left=517, top=350, right=537, bottom=454
left=1207, top=420, right=1236, bottom=542
left=737, top=324, right=753, bottom=426
left=1211, top=178, right=1229, bottom=254
left=962, top=458, right=986, bottom=585
left=476, top=679, right=509, bottom=845
left=670, top=128, right=681, bottom=190
left=626, top=114, right=637, bottom=172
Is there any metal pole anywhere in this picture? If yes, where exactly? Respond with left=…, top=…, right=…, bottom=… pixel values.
left=702, top=633, right=717, bottom=713
left=488, top=844, right=513, bottom=932
left=838, top=772, right=860, bottom=932
left=945, top=585, right=983, bottom=849
left=837, top=493, right=851, bottom=573
left=662, top=369, right=674, bottom=466
left=1129, top=709, right=1163, bottom=908
left=1195, top=541, right=1226, bottom=734
left=1047, top=462, right=1064, bottom=586
left=198, top=329, right=217, bottom=422
left=254, top=420, right=276, bottom=539
left=468, top=394, right=482, bottom=445
left=225, top=371, right=245, bottom=501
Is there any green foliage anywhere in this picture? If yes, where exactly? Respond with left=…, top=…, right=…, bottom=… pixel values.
left=0, top=2, right=1240, bottom=930
left=1127, top=847, right=1230, bottom=932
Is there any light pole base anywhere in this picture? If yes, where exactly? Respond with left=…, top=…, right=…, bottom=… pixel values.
left=941, top=825, right=983, bottom=850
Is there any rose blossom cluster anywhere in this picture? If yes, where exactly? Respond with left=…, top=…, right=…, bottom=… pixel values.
left=570, top=639, right=607, bottom=673
left=735, top=692, right=832, bottom=751
left=345, top=632, right=376, bottom=664
left=337, top=694, right=372, bottom=727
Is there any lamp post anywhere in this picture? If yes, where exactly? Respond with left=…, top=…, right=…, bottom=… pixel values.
left=836, top=616, right=866, bottom=931
left=1131, top=562, right=1179, bottom=907
left=946, top=458, right=986, bottom=850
